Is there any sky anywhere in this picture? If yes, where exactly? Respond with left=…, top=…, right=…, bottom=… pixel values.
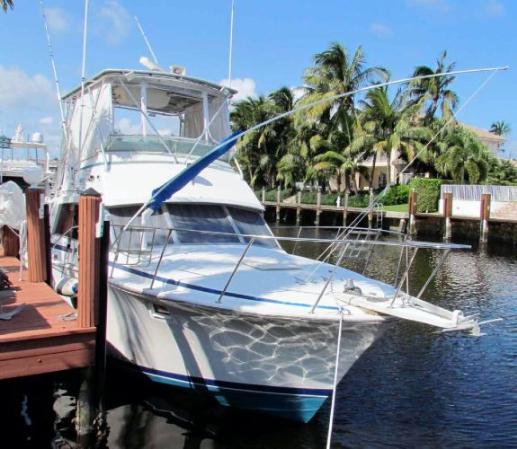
left=0, top=0, right=515, bottom=158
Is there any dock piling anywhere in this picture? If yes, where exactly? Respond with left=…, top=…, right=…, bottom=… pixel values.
left=443, top=192, right=453, bottom=240
left=25, top=188, right=48, bottom=283
left=296, top=191, right=302, bottom=225
left=408, top=190, right=417, bottom=236
left=480, top=193, right=491, bottom=243
left=276, top=186, right=281, bottom=223
left=342, top=193, right=349, bottom=226
left=315, top=188, right=321, bottom=226
left=77, top=189, right=102, bottom=329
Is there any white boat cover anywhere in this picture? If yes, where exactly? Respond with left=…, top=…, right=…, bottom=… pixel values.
left=0, top=181, right=26, bottom=230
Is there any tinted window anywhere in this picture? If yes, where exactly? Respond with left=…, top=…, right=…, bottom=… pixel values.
left=227, top=207, right=275, bottom=247
left=168, top=204, right=239, bottom=243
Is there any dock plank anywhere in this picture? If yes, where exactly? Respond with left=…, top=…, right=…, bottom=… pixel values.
left=0, top=256, right=96, bottom=379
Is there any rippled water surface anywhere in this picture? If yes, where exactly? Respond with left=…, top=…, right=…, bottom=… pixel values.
left=1, top=230, right=516, bottom=449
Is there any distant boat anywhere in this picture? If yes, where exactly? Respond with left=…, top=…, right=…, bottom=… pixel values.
left=0, top=125, right=51, bottom=190
left=50, top=68, right=478, bottom=422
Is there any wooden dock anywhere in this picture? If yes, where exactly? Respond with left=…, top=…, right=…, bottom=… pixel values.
left=0, top=256, right=95, bottom=380
left=0, top=188, right=108, bottom=381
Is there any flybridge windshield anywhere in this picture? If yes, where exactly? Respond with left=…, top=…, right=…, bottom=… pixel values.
left=108, top=204, right=275, bottom=247
left=105, top=135, right=232, bottom=161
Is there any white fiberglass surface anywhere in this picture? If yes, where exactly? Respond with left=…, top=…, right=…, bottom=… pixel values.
left=109, top=243, right=394, bottom=319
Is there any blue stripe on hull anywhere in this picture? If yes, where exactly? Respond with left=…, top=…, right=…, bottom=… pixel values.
left=115, top=359, right=330, bottom=423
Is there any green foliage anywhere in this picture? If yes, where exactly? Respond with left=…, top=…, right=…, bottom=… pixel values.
left=409, top=178, right=445, bottom=213
left=379, top=184, right=410, bottom=206
left=347, top=193, right=370, bottom=207
left=232, top=43, right=512, bottom=195
left=486, top=159, right=517, bottom=186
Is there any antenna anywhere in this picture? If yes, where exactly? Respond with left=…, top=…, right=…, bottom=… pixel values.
left=227, top=0, right=235, bottom=87
left=134, top=16, right=160, bottom=66
left=38, top=0, right=66, bottom=137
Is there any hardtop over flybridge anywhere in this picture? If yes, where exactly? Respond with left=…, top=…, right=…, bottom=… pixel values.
left=50, top=67, right=481, bottom=423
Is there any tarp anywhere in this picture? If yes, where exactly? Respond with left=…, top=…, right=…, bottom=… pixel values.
left=0, top=181, right=26, bottom=230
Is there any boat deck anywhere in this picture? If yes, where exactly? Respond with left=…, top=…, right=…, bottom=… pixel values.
left=0, top=256, right=95, bottom=380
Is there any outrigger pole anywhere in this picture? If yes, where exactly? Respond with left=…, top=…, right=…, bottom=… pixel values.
left=134, top=15, right=160, bottom=66
left=119, top=66, right=507, bottom=238
left=38, top=0, right=66, bottom=137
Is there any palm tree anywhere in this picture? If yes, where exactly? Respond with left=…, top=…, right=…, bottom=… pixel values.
left=299, top=43, right=388, bottom=138
left=434, top=126, right=490, bottom=183
left=408, top=51, right=458, bottom=120
left=231, top=87, right=296, bottom=189
left=1, top=0, right=13, bottom=12
left=231, top=96, right=277, bottom=188
left=350, top=86, right=431, bottom=190
left=490, top=121, right=511, bottom=136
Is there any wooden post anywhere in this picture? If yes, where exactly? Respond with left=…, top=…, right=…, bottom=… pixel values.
left=408, top=190, right=417, bottom=236
left=368, top=191, right=374, bottom=229
left=275, top=185, right=281, bottom=223
left=480, top=193, right=491, bottom=243
left=343, top=192, right=349, bottom=227
left=94, top=220, right=110, bottom=408
left=44, top=204, right=52, bottom=286
left=315, top=188, right=322, bottom=226
left=2, top=226, right=19, bottom=257
left=296, top=191, right=302, bottom=225
left=443, top=192, right=453, bottom=240
left=26, top=188, right=47, bottom=282
left=77, top=189, right=102, bottom=329
left=261, top=187, right=266, bottom=203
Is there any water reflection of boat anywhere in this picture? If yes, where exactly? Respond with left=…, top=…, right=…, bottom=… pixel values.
left=50, top=68, right=479, bottom=423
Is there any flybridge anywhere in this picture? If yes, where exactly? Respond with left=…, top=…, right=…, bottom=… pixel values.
left=57, top=69, right=236, bottom=194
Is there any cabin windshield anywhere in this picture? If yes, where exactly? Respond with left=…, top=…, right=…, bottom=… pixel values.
left=108, top=204, right=275, bottom=247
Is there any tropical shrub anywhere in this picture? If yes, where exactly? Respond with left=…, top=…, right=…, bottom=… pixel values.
left=379, top=184, right=410, bottom=206
left=409, top=178, right=444, bottom=213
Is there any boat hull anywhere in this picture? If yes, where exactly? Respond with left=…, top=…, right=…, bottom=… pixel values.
left=107, top=284, right=386, bottom=422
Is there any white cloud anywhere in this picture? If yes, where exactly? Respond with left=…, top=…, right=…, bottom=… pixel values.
left=484, top=0, right=504, bottom=17
left=44, top=7, right=70, bottom=33
left=406, top=0, right=451, bottom=11
left=97, top=0, right=131, bottom=46
left=219, top=78, right=257, bottom=102
left=0, top=66, right=54, bottom=109
left=115, top=118, right=141, bottom=134
left=370, top=22, right=393, bottom=38
left=39, top=116, right=54, bottom=125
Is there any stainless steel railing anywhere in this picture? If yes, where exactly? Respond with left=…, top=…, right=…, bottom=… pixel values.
left=108, top=223, right=469, bottom=312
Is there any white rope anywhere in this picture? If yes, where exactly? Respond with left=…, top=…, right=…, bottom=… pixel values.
left=326, top=308, right=344, bottom=449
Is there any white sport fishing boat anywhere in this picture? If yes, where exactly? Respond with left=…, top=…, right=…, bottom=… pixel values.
left=50, top=68, right=479, bottom=422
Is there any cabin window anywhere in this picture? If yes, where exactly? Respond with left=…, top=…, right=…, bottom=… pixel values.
left=53, top=203, right=78, bottom=239
left=227, top=207, right=275, bottom=247
left=168, top=204, right=239, bottom=244
left=107, top=206, right=171, bottom=247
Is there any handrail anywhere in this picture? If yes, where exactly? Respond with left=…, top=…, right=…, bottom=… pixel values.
left=108, top=223, right=470, bottom=314
left=109, top=224, right=471, bottom=251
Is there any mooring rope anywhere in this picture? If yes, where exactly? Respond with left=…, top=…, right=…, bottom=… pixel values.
left=326, top=307, right=344, bottom=449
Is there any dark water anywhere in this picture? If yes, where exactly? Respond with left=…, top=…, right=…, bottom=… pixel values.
left=1, top=230, right=516, bottom=449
